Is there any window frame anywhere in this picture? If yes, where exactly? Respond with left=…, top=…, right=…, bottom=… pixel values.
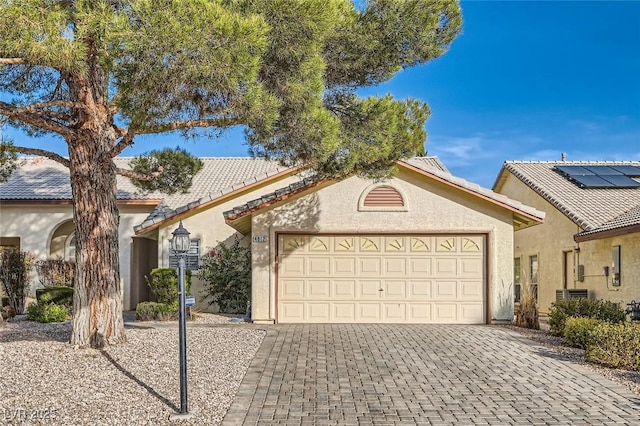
left=529, top=254, right=538, bottom=301
left=514, top=256, right=522, bottom=303
left=169, top=239, right=201, bottom=271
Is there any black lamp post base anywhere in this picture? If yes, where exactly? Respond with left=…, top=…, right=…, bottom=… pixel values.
left=169, top=412, right=194, bottom=421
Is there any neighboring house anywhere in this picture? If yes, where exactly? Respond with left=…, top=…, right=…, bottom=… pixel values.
left=494, top=161, right=640, bottom=315
left=1, top=156, right=544, bottom=323
left=0, top=156, right=297, bottom=310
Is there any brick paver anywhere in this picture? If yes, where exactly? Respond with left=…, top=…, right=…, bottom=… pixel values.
left=223, top=325, right=640, bottom=425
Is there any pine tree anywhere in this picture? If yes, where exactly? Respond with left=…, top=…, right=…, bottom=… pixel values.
left=0, top=0, right=461, bottom=347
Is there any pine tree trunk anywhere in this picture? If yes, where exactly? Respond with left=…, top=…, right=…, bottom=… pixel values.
left=67, top=50, right=127, bottom=347
left=68, top=136, right=126, bottom=348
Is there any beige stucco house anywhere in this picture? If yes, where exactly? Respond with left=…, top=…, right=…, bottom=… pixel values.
left=1, top=156, right=544, bottom=323
left=494, top=161, right=640, bottom=315
left=0, top=156, right=297, bottom=311
left=222, top=158, right=543, bottom=324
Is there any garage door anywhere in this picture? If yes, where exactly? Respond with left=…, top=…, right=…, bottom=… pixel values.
left=277, top=234, right=486, bottom=324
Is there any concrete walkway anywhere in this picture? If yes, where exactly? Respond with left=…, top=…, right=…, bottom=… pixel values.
left=223, top=324, right=640, bottom=425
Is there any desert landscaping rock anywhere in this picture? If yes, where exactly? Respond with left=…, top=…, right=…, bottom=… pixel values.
left=3, top=316, right=640, bottom=425
left=0, top=314, right=264, bottom=425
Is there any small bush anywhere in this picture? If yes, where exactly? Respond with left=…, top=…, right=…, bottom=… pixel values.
left=587, top=323, right=640, bottom=371
left=135, top=301, right=175, bottom=321
left=35, top=258, right=75, bottom=287
left=0, top=249, right=35, bottom=314
left=549, top=298, right=626, bottom=336
left=514, top=272, right=539, bottom=330
left=36, top=286, right=74, bottom=311
left=200, top=239, right=251, bottom=314
left=26, top=302, right=69, bottom=323
left=564, top=317, right=601, bottom=349
left=145, top=268, right=192, bottom=309
left=1, top=305, right=16, bottom=320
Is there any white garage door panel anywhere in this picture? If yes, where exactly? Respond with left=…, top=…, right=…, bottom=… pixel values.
left=333, top=280, right=356, bottom=298
left=384, top=303, right=406, bottom=321
left=308, top=280, right=330, bottom=299
left=334, top=303, right=355, bottom=320
left=277, top=234, right=485, bottom=324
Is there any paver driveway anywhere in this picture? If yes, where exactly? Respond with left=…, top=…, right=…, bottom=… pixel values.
left=223, top=325, right=640, bottom=425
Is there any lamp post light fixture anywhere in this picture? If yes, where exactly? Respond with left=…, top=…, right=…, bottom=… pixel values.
left=169, top=220, right=193, bottom=420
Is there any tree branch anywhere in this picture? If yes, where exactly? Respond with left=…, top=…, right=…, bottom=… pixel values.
left=115, top=165, right=164, bottom=182
left=12, top=145, right=70, bottom=168
left=110, top=129, right=136, bottom=158
left=0, top=101, right=76, bottom=137
left=22, top=100, right=84, bottom=112
left=138, top=117, right=239, bottom=135
left=0, top=58, right=25, bottom=65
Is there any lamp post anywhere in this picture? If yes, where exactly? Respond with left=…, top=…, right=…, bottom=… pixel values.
left=170, top=220, right=193, bottom=420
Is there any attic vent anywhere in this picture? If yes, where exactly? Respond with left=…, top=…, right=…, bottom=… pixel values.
left=363, top=185, right=404, bottom=207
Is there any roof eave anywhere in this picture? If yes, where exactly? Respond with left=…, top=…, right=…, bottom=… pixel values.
left=574, top=223, right=640, bottom=243
left=0, top=198, right=161, bottom=205
left=398, top=161, right=545, bottom=227
left=134, top=166, right=299, bottom=235
left=224, top=179, right=330, bottom=232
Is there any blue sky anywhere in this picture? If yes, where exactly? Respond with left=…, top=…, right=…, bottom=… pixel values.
left=4, top=1, right=639, bottom=188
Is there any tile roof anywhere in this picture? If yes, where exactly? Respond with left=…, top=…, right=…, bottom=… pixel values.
left=134, top=158, right=290, bottom=232
left=224, top=157, right=545, bottom=225
left=0, top=157, right=161, bottom=200
left=495, top=161, right=640, bottom=233
left=0, top=156, right=291, bottom=231
left=575, top=205, right=640, bottom=239
left=401, top=156, right=450, bottom=173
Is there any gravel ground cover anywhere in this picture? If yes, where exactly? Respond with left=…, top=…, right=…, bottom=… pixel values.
left=503, top=322, right=640, bottom=397
left=3, top=314, right=640, bottom=425
left=0, top=314, right=264, bottom=425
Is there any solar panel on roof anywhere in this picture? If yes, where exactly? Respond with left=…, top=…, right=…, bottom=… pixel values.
left=599, top=175, right=640, bottom=188
left=610, top=165, right=640, bottom=176
left=570, top=175, right=615, bottom=188
left=554, top=164, right=640, bottom=189
left=583, top=166, right=623, bottom=175
left=555, top=165, right=595, bottom=176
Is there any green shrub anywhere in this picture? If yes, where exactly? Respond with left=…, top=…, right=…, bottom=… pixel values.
left=36, top=286, right=74, bottom=311
left=0, top=249, right=35, bottom=314
left=145, top=268, right=192, bottom=309
left=549, top=298, right=626, bottom=336
left=564, top=317, right=601, bottom=349
left=200, top=239, right=251, bottom=314
left=587, top=323, right=640, bottom=371
left=26, top=302, right=69, bottom=323
left=135, top=301, right=176, bottom=321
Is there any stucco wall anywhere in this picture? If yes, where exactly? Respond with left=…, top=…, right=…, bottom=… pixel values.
left=154, top=174, right=301, bottom=312
left=576, top=234, right=640, bottom=308
left=497, top=173, right=639, bottom=314
left=249, top=168, right=517, bottom=323
left=0, top=203, right=154, bottom=310
left=498, top=174, right=581, bottom=314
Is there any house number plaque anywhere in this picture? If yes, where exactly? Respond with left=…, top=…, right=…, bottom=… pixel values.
left=252, top=235, right=268, bottom=243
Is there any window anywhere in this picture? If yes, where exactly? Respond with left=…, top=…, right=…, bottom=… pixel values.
left=612, top=245, right=621, bottom=286
left=169, top=239, right=200, bottom=271
left=529, top=255, right=538, bottom=301
left=514, top=257, right=521, bottom=303
left=65, top=234, right=76, bottom=261
left=0, top=237, right=20, bottom=250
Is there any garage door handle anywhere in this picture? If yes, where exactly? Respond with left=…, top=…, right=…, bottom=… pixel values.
left=378, top=288, right=384, bottom=292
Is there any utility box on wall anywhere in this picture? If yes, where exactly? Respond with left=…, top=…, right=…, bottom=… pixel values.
left=577, top=264, right=585, bottom=282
